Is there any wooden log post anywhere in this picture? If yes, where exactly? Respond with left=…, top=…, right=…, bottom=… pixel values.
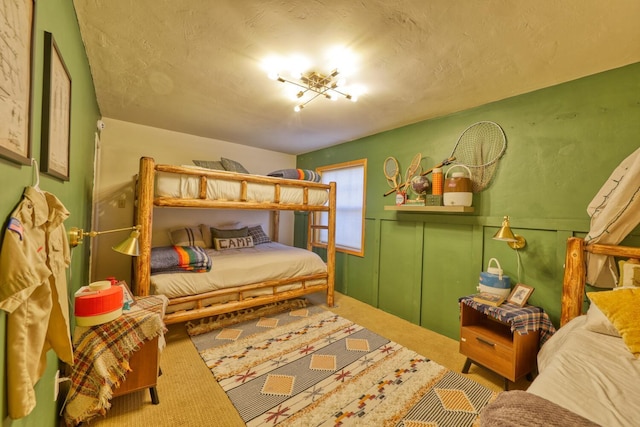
left=560, top=237, right=585, bottom=326
left=326, top=182, right=337, bottom=307
left=134, top=157, right=155, bottom=296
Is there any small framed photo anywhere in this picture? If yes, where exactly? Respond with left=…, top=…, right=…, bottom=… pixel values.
left=117, top=280, right=136, bottom=309
left=507, top=284, right=534, bottom=307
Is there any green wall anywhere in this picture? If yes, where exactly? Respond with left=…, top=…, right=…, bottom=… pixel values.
left=0, top=1, right=99, bottom=425
left=298, top=62, right=640, bottom=339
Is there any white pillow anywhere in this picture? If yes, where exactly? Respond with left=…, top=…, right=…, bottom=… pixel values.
left=585, top=300, right=621, bottom=337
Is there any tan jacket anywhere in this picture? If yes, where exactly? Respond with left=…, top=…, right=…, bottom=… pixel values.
left=0, top=186, right=73, bottom=419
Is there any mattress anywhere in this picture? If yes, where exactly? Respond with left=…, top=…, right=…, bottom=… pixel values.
left=150, top=242, right=327, bottom=300
left=155, top=169, right=329, bottom=205
left=527, top=315, right=640, bottom=426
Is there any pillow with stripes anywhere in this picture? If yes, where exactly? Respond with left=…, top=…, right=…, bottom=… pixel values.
left=169, top=226, right=206, bottom=248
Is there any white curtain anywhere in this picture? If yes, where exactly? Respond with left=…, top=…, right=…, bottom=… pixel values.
left=585, top=147, right=640, bottom=287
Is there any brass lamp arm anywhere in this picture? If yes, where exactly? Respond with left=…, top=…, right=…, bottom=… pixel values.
left=69, top=225, right=141, bottom=247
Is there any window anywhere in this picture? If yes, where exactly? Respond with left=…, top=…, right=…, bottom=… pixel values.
left=316, top=159, right=366, bottom=256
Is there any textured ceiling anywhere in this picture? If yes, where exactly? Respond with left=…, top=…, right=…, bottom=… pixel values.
left=73, top=1, right=640, bottom=155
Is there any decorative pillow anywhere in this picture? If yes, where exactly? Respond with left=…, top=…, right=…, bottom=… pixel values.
left=169, top=226, right=206, bottom=248
left=587, top=288, right=640, bottom=357
left=200, top=222, right=242, bottom=248
left=193, top=160, right=225, bottom=170
left=210, top=226, right=248, bottom=240
left=247, top=225, right=271, bottom=245
left=585, top=300, right=620, bottom=337
left=214, top=236, right=254, bottom=251
left=618, top=260, right=640, bottom=287
left=221, top=157, right=250, bottom=174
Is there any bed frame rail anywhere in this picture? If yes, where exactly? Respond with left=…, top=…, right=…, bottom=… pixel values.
left=560, top=237, right=640, bottom=326
left=163, top=274, right=329, bottom=324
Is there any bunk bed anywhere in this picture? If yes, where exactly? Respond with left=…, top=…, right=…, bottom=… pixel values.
left=132, top=157, right=336, bottom=325
left=480, top=237, right=640, bottom=426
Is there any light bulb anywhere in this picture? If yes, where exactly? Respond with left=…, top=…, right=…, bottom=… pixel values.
left=294, top=105, right=303, bottom=112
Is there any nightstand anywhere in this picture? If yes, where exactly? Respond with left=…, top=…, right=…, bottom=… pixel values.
left=64, top=294, right=168, bottom=426
left=458, top=296, right=556, bottom=390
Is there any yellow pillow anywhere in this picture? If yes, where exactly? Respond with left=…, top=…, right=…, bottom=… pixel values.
left=588, top=288, right=640, bottom=357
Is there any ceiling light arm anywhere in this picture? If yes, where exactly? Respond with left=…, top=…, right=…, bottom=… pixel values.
left=278, top=75, right=342, bottom=98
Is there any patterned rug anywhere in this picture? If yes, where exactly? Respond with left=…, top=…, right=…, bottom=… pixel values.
left=189, top=303, right=495, bottom=426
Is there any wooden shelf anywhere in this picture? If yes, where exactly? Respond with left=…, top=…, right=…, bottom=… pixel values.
left=384, top=205, right=474, bottom=213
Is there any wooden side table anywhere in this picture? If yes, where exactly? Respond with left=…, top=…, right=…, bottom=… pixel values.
left=458, top=296, right=555, bottom=390
left=64, top=294, right=168, bottom=426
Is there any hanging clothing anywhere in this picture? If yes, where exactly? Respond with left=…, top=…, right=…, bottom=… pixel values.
left=0, top=186, right=74, bottom=419
left=585, top=147, right=640, bottom=287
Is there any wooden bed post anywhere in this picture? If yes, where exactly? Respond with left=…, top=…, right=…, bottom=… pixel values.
left=326, top=182, right=337, bottom=307
left=271, top=210, right=280, bottom=242
left=134, top=157, right=155, bottom=296
left=560, top=237, right=586, bottom=326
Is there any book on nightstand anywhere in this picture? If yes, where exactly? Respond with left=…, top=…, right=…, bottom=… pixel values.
left=472, top=292, right=505, bottom=307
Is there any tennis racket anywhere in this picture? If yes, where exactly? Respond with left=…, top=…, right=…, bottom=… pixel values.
left=383, top=157, right=401, bottom=193
left=401, top=153, right=422, bottom=192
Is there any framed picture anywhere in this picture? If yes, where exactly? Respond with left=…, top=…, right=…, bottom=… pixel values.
left=0, top=0, right=35, bottom=165
left=507, top=283, right=534, bottom=307
left=40, top=31, right=71, bottom=181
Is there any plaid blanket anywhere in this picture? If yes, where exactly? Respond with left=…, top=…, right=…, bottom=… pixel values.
left=460, top=296, right=557, bottom=345
left=151, top=245, right=212, bottom=274
left=63, top=295, right=168, bottom=426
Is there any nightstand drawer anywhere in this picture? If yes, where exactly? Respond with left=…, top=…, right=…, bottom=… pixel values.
left=460, top=327, right=513, bottom=378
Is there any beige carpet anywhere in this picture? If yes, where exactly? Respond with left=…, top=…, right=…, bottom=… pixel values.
left=79, top=292, right=529, bottom=426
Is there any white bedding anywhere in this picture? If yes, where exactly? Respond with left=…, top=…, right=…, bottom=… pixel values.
left=150, top=242, right=327, bottom=299
left=155, top=170, right=329, bottom=205
left=527, top=315, right=640, bottom=426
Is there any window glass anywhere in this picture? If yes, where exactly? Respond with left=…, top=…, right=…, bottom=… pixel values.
left=317, top=159, right=366, bottom=256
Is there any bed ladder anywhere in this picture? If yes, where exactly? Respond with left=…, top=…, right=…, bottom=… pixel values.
left=307, top=210, right=329, bottom=251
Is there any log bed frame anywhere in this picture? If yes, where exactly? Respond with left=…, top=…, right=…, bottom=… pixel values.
left=561, top=236, right=640, bottom=326
left=132, top=157, right=336, bottom=325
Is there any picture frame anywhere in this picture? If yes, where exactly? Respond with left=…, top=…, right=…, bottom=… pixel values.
left=507, top=283, right=534, bottom=307
left=40, top=31, right=72, bottom=181
left=117, top=280, right=137, bottom=309
left=0, top=0, right=35, bottom=165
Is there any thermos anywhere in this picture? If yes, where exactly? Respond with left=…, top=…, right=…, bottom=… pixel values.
left=432, top=167, right=443, bottom=195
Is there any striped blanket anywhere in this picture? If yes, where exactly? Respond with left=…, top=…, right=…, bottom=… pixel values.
left=267, top=168, right=321, bottom=182
left=151, top=245, right=212, bottom=274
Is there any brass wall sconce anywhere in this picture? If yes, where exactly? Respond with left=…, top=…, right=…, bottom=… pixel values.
left=493, top=216, right=526, bottom=249
left=69, top=225, right=141, bottom=256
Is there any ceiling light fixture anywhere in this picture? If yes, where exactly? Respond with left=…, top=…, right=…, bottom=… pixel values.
left=269, top=68, right=359, bottom=112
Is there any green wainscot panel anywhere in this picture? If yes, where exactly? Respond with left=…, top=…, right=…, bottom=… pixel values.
left=483, top=227, right=564, bottom=328
left=422, top=223, right=477, bottom=340
left=378, top=220, right=422, bottom=323
left=341, top=219, right=378, bottom=306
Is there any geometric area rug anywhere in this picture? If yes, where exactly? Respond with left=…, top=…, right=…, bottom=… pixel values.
left=189, top=303, right=496, bottom=426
